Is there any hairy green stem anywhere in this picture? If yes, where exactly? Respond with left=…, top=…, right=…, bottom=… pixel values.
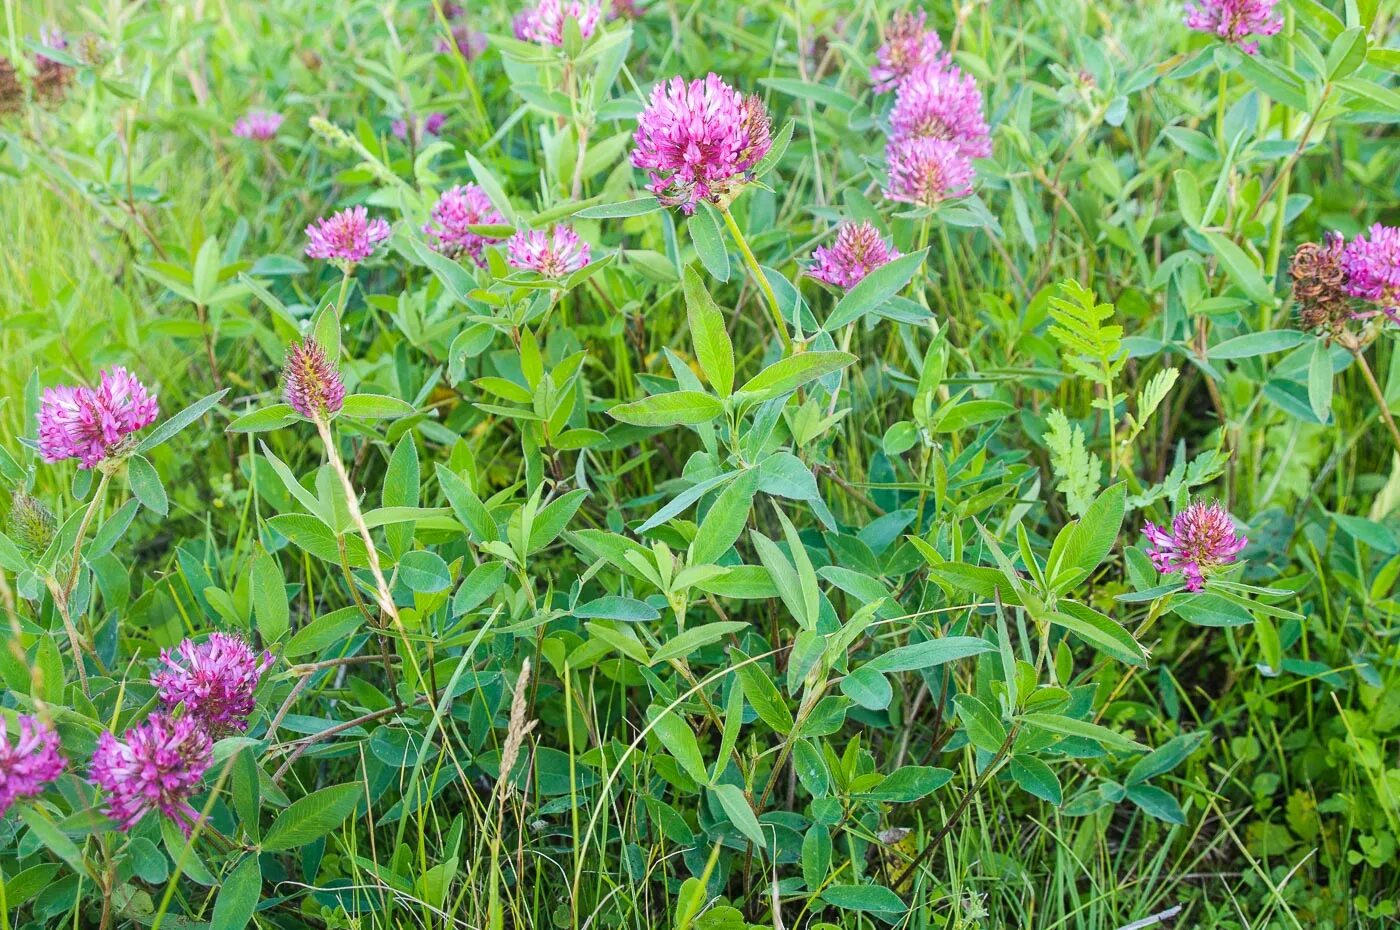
left=720, top=204, right=792, bottom=355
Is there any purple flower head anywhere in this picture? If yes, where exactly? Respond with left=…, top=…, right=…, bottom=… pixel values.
left=514, top=0, right=602, bottom=45
left=807, top=221, right=902, bottom=290
left=423, top=183, right=507, bottom=266
left=282, top=338, right=345, bottom=419
left=884, top=136, right=974, bottom=207
left=871, top=11, right=949, bottom=94
left=631, top=73, right=772, bottom=214
left=304, top=206, right=392, bottom=266
left=1341, top=224, right=1400, bottom=323
left=1142, top=500, right=1247, bottom=592
left=0, top=715, right=67, bottom=818
left=1184, top=0, right=1282, bottom=55
left=91, top=714, right=212, bottom=836
left=507, top=225, right=592, bottom=277
left=36, top=26, right=67, bottom=61
left=438, top=24, right=488, bottom=58
left=392, top=111, right=446, bottom=144
left=232, top=109, right=283, bottom=141
left=889, top=64, right=991, bottom=158
left=38, top=366, right=159, bottom=469
left=153, top=633, right=274, bottom=735
left=610, top=0, right=640, bottom=18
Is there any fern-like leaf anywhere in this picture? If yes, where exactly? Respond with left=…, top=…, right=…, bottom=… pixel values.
left=1045, top=408, right=1103, bottom=517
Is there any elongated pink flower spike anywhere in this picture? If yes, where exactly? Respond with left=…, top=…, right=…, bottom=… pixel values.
left=1142, top=500, right=1247, bottom=592
left=282, top=338, right=345, bottom=420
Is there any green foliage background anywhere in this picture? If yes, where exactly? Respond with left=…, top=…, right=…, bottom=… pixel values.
left=1, top=0, right=1399, bottom=928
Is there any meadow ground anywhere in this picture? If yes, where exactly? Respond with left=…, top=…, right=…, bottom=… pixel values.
left=1, top=0, right=1399, bottom=928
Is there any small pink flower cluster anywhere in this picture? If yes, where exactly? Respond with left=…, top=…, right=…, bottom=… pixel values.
left=807, top=221, right=901, bottom=290
left=38, top=366, right=159, bottom=469
left=513, top=0, right=603, bottom=46
left=392, top=111, right=446, bottom=144
left=1143, top=500, right=1248, bottom=591
left=1339, top=224, right=1400, bottom=322
left=1184, top=0, right=1282, bottom=55
left=435, top=2, right=488, bottom=59
left=0, top=716, right=67, bottom=818
left=232, top=109, right=284, bottom=141
left=870, top=11, right=947, bottom=94
left=631, top=73, right=772, bottom=214
left=304, top=206, right=392, bottom=266
left=154, top=633, right=276, bottom=735
left=507, top=225, right=592, bottom=277
left=423, top=183, right=508, bottom=266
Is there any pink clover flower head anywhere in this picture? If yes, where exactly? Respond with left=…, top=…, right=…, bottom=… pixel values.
left=91, top=714, right=212, bottom=835
left=38, top=366, right=159, bottom=469
left=871, top=11, right=948, bottom=93
left=282, top=337, right=345, bottom=419
left=304, top=206, right=391, bottom=266
left=438, top=24, right=488, bottom=59
left=506, top=225, right=592, bottom=277
left=423, top=183, right=507, bottom=266
left=514, top=0, right=602, bottom=45
left=1142, top=500, right=1248, bottom=592
left=1341, top=224, right=1400, bottom=323
left=631, top=73, right=772, bottom=214
left=0, top=715, right=66, bottom=818
left=1183, top=0, right=1282, bottom=55
left=807, top=221, right=901, bottom=290
left=392, top=111, right=446, bottom=143
left=889, top=64, right=991, bottom=158
left=153, top=633, right=275, bottom=735
left=883, top=136, right=974, bottom=207
left=232, top=109, right=283, bottom=141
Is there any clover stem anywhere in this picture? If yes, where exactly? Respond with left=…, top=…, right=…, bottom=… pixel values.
left=720, top=203, right=793, bottom=355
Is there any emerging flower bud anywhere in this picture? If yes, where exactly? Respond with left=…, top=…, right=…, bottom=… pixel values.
left=807, top=221, right=901, bottom=290
left=282, top=338, right=346, bottom=420
left=7, top=490, right=56, bottom=553
left=506, top=225, right=592, bottom=277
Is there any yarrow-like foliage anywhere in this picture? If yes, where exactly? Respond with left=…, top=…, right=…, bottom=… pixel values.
left=154, top=633, right=274, bottom=735
left=513, top=0, right=602, bottom=45
left=38, top=366, right=159, bottom=469
left=884, top=136, right=973, bottom=207
left=232, top=109, right=283, bottom=141
left=423, top=183, right=506, bottom=266
left=0, top=715, right=66, bottom=818
left=91, top=714, right=212, bottom=835
left=304, top=206, right=392, bottom=266
left=1142, top=500, right=1247, bottom=592
left=507, top=225, right=592, bottom=277
left=282, top=338, right=345, bottom=419
left=889, top=64, right=991, bottom=158
left=392, top=111, right=446, bottom=143
left=1341, top=224, right=1400, bottom=322
left=1183, top=0, right=1282, bottom=55
left=1290, top=234, right=1351, bottom=335
left=807, top=221, right=901, bottom=289
left=870, top=11, right=947, bottom=94
left=631, top=73, right=772, bottom=214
